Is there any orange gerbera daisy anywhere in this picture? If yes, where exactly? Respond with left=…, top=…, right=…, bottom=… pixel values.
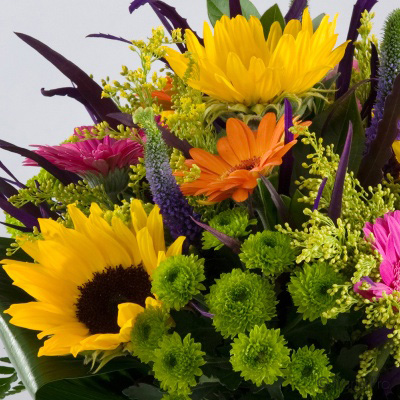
left=178, top=113, right=310, bottom=203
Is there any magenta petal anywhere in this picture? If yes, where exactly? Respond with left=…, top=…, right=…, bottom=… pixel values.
left=380, top=259, right=395, bottom=286
left=387, top=216, right=400, bottom=258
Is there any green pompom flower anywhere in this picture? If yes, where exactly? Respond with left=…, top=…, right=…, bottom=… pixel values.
left=202, top=208, right=256, bottom=250
left=312, top=375, right=348, bottom=400
left=153, top=332, right=205, bottom=395
left=288, top=263, right=345, bottom=323
left=230, top=325, right=290, bottom=386
left=162, top=391, right=191, bottom=400
left=130, top=307, right=173, bottom=363
left=206, top=269, right=277, bottom=338
left=240, top=231, right=296, bottom=275
left=284, top=345, right=334, bottom=398
left=152, top=255, right=206, bottom=310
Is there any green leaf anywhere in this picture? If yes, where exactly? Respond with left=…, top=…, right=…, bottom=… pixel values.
left=123, top=383, right=162, bottom=400
left=260, top=4, right=285, bottom=38
left=311, top=92, right=365, bottom=174
left=239, top=0, right=260, bottom=19
left=312, top=13, right=326, bottom=32
left=0, top=237, right=145, bottom=400
left=207, top=0, right=229, bottom=25
left=207, top=0, right=260, bottom=26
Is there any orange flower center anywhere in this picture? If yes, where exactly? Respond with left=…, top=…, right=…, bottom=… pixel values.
left=226, top=156, right=261, bottom=176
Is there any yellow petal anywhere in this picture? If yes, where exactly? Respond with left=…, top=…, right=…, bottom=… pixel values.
left=166, top=236, right=186, bottom=258
left=117, top=302, right=144, bottom=328
left=130, top=199, right=148, bottom=234
left=147, top=206, right=165, bottom=254
left=137, top=227, right=158, bottom=276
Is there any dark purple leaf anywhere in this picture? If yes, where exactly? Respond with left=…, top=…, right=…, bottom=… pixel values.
left=0, top=194, right=38, bottom=229
left=358, top=73, right=400, bottom=187
left=336, top=0, right=378, bottom=99
left=312, top=177, right=328, bottom=211
left=0, top=222, right=32, bottom=233
left=0, top=161, right=25, bottom=189
left=190, top=302, right=214, bottom=318
left=86, top=33, right=131, bottom=44
left=328, top=123, right=353, bottom=223
left=129, top=0, right=203, bottom=52
left=229, top=0, right=242, bottom=17
left=259, top=175, right=289, bottom=223
left=41, top=87, right=101, bottom=124
left=361, top=42, right=379, bottom=123
left=361, top=328, right=392, bottom=350
left=278, top=99, right=294, bottom=195
left=107, top=112, right=193, bottom=158
left=15, top=32, right=120, bottom=128
left=190, top=217, right=241, bottom=254
left=0, top=139, right=80, bottom=186
left=158, top=125, right=192, bottom=159
left=379, top=367, right=400, bottom=396
left=285, top=0, right=307, bottom=22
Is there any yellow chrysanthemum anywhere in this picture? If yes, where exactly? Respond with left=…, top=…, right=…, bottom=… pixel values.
left=165, top=9, right=349, bottom=106
left=1, top=200, right=185, bottom=357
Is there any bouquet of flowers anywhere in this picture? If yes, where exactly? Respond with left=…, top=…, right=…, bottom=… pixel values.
left=1, top=0, right=400, bottom=399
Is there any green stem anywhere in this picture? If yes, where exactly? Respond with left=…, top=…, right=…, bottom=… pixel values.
left=282, top=314, right=304, bottom=335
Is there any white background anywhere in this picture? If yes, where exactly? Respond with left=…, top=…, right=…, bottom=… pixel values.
left=0, top=1, right=399, bottom=398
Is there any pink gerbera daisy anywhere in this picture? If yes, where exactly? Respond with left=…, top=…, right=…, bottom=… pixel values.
left=25, top=128, right=144, bottom=177
left=354, top=211, right=400, bottom=299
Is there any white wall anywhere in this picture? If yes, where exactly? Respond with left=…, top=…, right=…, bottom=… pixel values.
left=0, top=1, right=399, bottom=399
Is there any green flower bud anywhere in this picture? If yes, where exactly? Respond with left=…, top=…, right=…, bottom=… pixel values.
left=202, top=208, right=256, bottom=250
left=240, top=231, right=296, bottom=275
left=153, top=332, right=205, bottom=395
left=130, top=306, right=173, bottom=363
left=230, top=324, right=290, bottom=386
left=288, top=262, right=346, bottom=323
left=151, top=255, right=206, bottom=311
left=284, top=345, right=334, bottom=398
left=206, top=269, right=277, bottom=338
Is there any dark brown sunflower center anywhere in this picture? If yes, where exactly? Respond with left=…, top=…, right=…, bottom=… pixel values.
left=226, top=156, right=260, bottom=175
left=75, top=265, right=152, bottom=335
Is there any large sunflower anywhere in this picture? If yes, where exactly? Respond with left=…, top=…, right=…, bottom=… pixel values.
left=176, top=113, right=310, bottom=203
left=165, top=8, right=349, bottom=106
left=2, top=201, right=185, bottom=357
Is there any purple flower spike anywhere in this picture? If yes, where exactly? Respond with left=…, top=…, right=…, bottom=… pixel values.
left=336, top=0, right=378, bottom=99
left=328, top=123, right=353, bottom=223
left=313, top=177, right=328, bottom=211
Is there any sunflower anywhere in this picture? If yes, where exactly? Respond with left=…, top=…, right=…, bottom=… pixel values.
left=2, top=201, right=185, bottom=357
left=176, top=113, right=310, bottom=203
left=165, top=8, right=349, bottom=106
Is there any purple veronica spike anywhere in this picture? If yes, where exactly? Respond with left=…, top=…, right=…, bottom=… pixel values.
left=278, top=99, right=294, bottom=195
left=190, top=217, right=241, bottom=254
left=86, top=33, right=131, bottom=44
left=336, top=0, right=378, bottom=99
left=328, top=123, right=353, bottom=223
left=313, top=177, right=328, bottom=211
left=134, top=109, right=202, bottom=244
left=229, top=0, right=242, bottom=18
left=285, top=0, right=307, bottom=22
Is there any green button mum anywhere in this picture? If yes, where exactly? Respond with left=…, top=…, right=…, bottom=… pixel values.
left=206, top=269, right=277, bottom=338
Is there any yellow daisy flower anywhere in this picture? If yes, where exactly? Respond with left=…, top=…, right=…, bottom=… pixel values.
left=1, top=200, right=185, bottom=357
left=165, top=8, right=349, bottom=106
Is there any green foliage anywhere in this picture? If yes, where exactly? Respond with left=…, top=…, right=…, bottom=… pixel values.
left=0, top=357, right=25, bottom=399
left=206, top=269, right=277, bottom=338
left=130, top=307, right=173, bottom=363
left=207, top=0, right=260, bottom=26
left=240, top=230, right=296, bottom=275
left=202, top=208, right=255, bottom=250
left=283, top=345, right=334, bottom=398
left=312, top=375, right=348, bottom=400
left=230, top=325, right=290, bottom=386
left=260, top=4, right=285, bottom=38
left=151, top=255, right=206, bottom=311
left=152, top=333, right=205, bottom=395
left=288, top=263, right=346, bottom=323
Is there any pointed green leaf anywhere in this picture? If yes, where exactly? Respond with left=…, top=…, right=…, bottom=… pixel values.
left=260, top=4, right=285, bottom=37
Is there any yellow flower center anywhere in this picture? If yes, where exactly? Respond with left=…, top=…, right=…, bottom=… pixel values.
left=75, top=265, right=152, bottom=334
